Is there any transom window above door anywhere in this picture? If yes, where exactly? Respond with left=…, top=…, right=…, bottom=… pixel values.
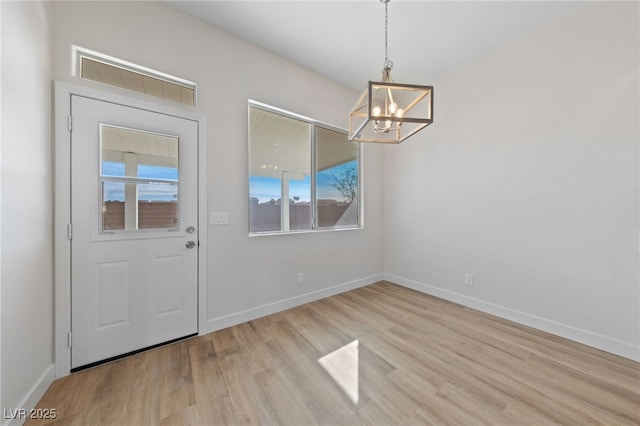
left=74, top=46, right=197, bottom=106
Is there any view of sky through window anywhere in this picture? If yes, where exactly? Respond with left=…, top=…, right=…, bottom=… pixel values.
left=102, top=161, right=178, bottom=202
left=249, top=160, right=357, bottom=203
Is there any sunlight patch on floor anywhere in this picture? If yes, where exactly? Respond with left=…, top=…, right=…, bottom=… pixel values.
left=318, top=339, right=359, bottom=404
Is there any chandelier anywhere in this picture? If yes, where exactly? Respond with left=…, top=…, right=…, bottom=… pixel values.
left=349, top=0, right=433, bottom=144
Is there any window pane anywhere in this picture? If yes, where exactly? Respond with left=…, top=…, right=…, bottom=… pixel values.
left=102, top=181, right=178, bottom=230
left=249, top=106, right=311, bottom=233
left=100, top=125, right=179, bottom=232
left=138, top=183, right=178, bottom=229
left=316, top=127, right=358, bottom=228
left=81, top=56, right=196, bottom=106
left=102, top=181, right=125, bottom=231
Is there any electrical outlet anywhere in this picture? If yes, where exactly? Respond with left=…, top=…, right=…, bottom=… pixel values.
left=465, top=273, right=474, bottom=286
left=297, top=273, right=304, bottom=284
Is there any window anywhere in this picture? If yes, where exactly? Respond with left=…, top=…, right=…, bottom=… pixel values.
left=74, top=46, right=197, bottom=106
left=249, top=101, right=360, bottom=234
left=101, top=125, right=179, bottom=232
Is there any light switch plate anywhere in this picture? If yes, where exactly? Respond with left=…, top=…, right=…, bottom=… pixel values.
left=209, top=211, right=229, bottom=226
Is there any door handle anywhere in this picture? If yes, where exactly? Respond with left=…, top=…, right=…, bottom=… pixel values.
left=185, top=241, right=196, bottom=249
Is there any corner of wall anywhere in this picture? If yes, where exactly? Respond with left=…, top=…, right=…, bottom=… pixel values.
left=1, top=0, right=55, bottom=417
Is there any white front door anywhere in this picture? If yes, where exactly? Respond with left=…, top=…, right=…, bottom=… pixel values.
left=70, top=95, right=198, bottom=369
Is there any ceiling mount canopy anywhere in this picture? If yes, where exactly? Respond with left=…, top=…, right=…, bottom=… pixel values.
left=349, top=0, right=434, bottom=144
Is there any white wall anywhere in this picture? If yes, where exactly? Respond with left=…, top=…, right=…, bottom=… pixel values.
left=384, top=1, right=640, bottom=360
left=1, top=0, right=55, bottom=419
left=52, top=1, right=384, bottom=332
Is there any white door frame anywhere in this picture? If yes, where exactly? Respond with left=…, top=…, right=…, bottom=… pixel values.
left=54, top=81, right=208, bottom=378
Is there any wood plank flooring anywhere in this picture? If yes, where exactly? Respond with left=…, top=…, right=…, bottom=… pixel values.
left=27, top=282, right=640, bottom=425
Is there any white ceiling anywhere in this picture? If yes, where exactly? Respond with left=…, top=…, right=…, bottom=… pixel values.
left=167, top=0, right=586, bottom=91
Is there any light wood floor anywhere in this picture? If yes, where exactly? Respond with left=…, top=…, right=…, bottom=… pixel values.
left=28, top=281, right=639, bottom=425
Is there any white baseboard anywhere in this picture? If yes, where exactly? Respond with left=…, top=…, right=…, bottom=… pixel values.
left=384, top=273, right=640, bottom=362
left=204, top=273, right=383, bottom=334
left=2, top=364, right=55, bottom=426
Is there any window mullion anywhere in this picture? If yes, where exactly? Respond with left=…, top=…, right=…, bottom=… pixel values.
left=310, top=123, right=317, bottom=230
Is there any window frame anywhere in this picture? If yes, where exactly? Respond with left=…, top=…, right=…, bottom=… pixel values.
left=248, top=100, right=362, bottom=236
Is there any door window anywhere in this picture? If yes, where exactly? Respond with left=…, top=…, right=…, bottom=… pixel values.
left=100, top=125, right=179, bottom=232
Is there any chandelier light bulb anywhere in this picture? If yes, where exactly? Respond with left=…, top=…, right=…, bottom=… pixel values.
left=389, top=102, right=397, bottom=114
left=372, top=106, right=382, bottom=116
left=396, top=108, right=404, bottom=118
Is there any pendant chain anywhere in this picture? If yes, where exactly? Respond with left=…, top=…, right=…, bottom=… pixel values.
left=384, top=2, right=389, bottom=67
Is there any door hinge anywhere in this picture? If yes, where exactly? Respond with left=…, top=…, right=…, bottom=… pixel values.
left=67, top=115, right=72, bottom=132
left=67, top=332, right=72, bottom=348
left=67, top=223, right=73, bottom=240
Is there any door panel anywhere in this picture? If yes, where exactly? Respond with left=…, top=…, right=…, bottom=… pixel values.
left=70, top=95, right=198, bottom=369
left=152, top=255, right=184, bottom=316
left=94, top=259, right=132, bottom=330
